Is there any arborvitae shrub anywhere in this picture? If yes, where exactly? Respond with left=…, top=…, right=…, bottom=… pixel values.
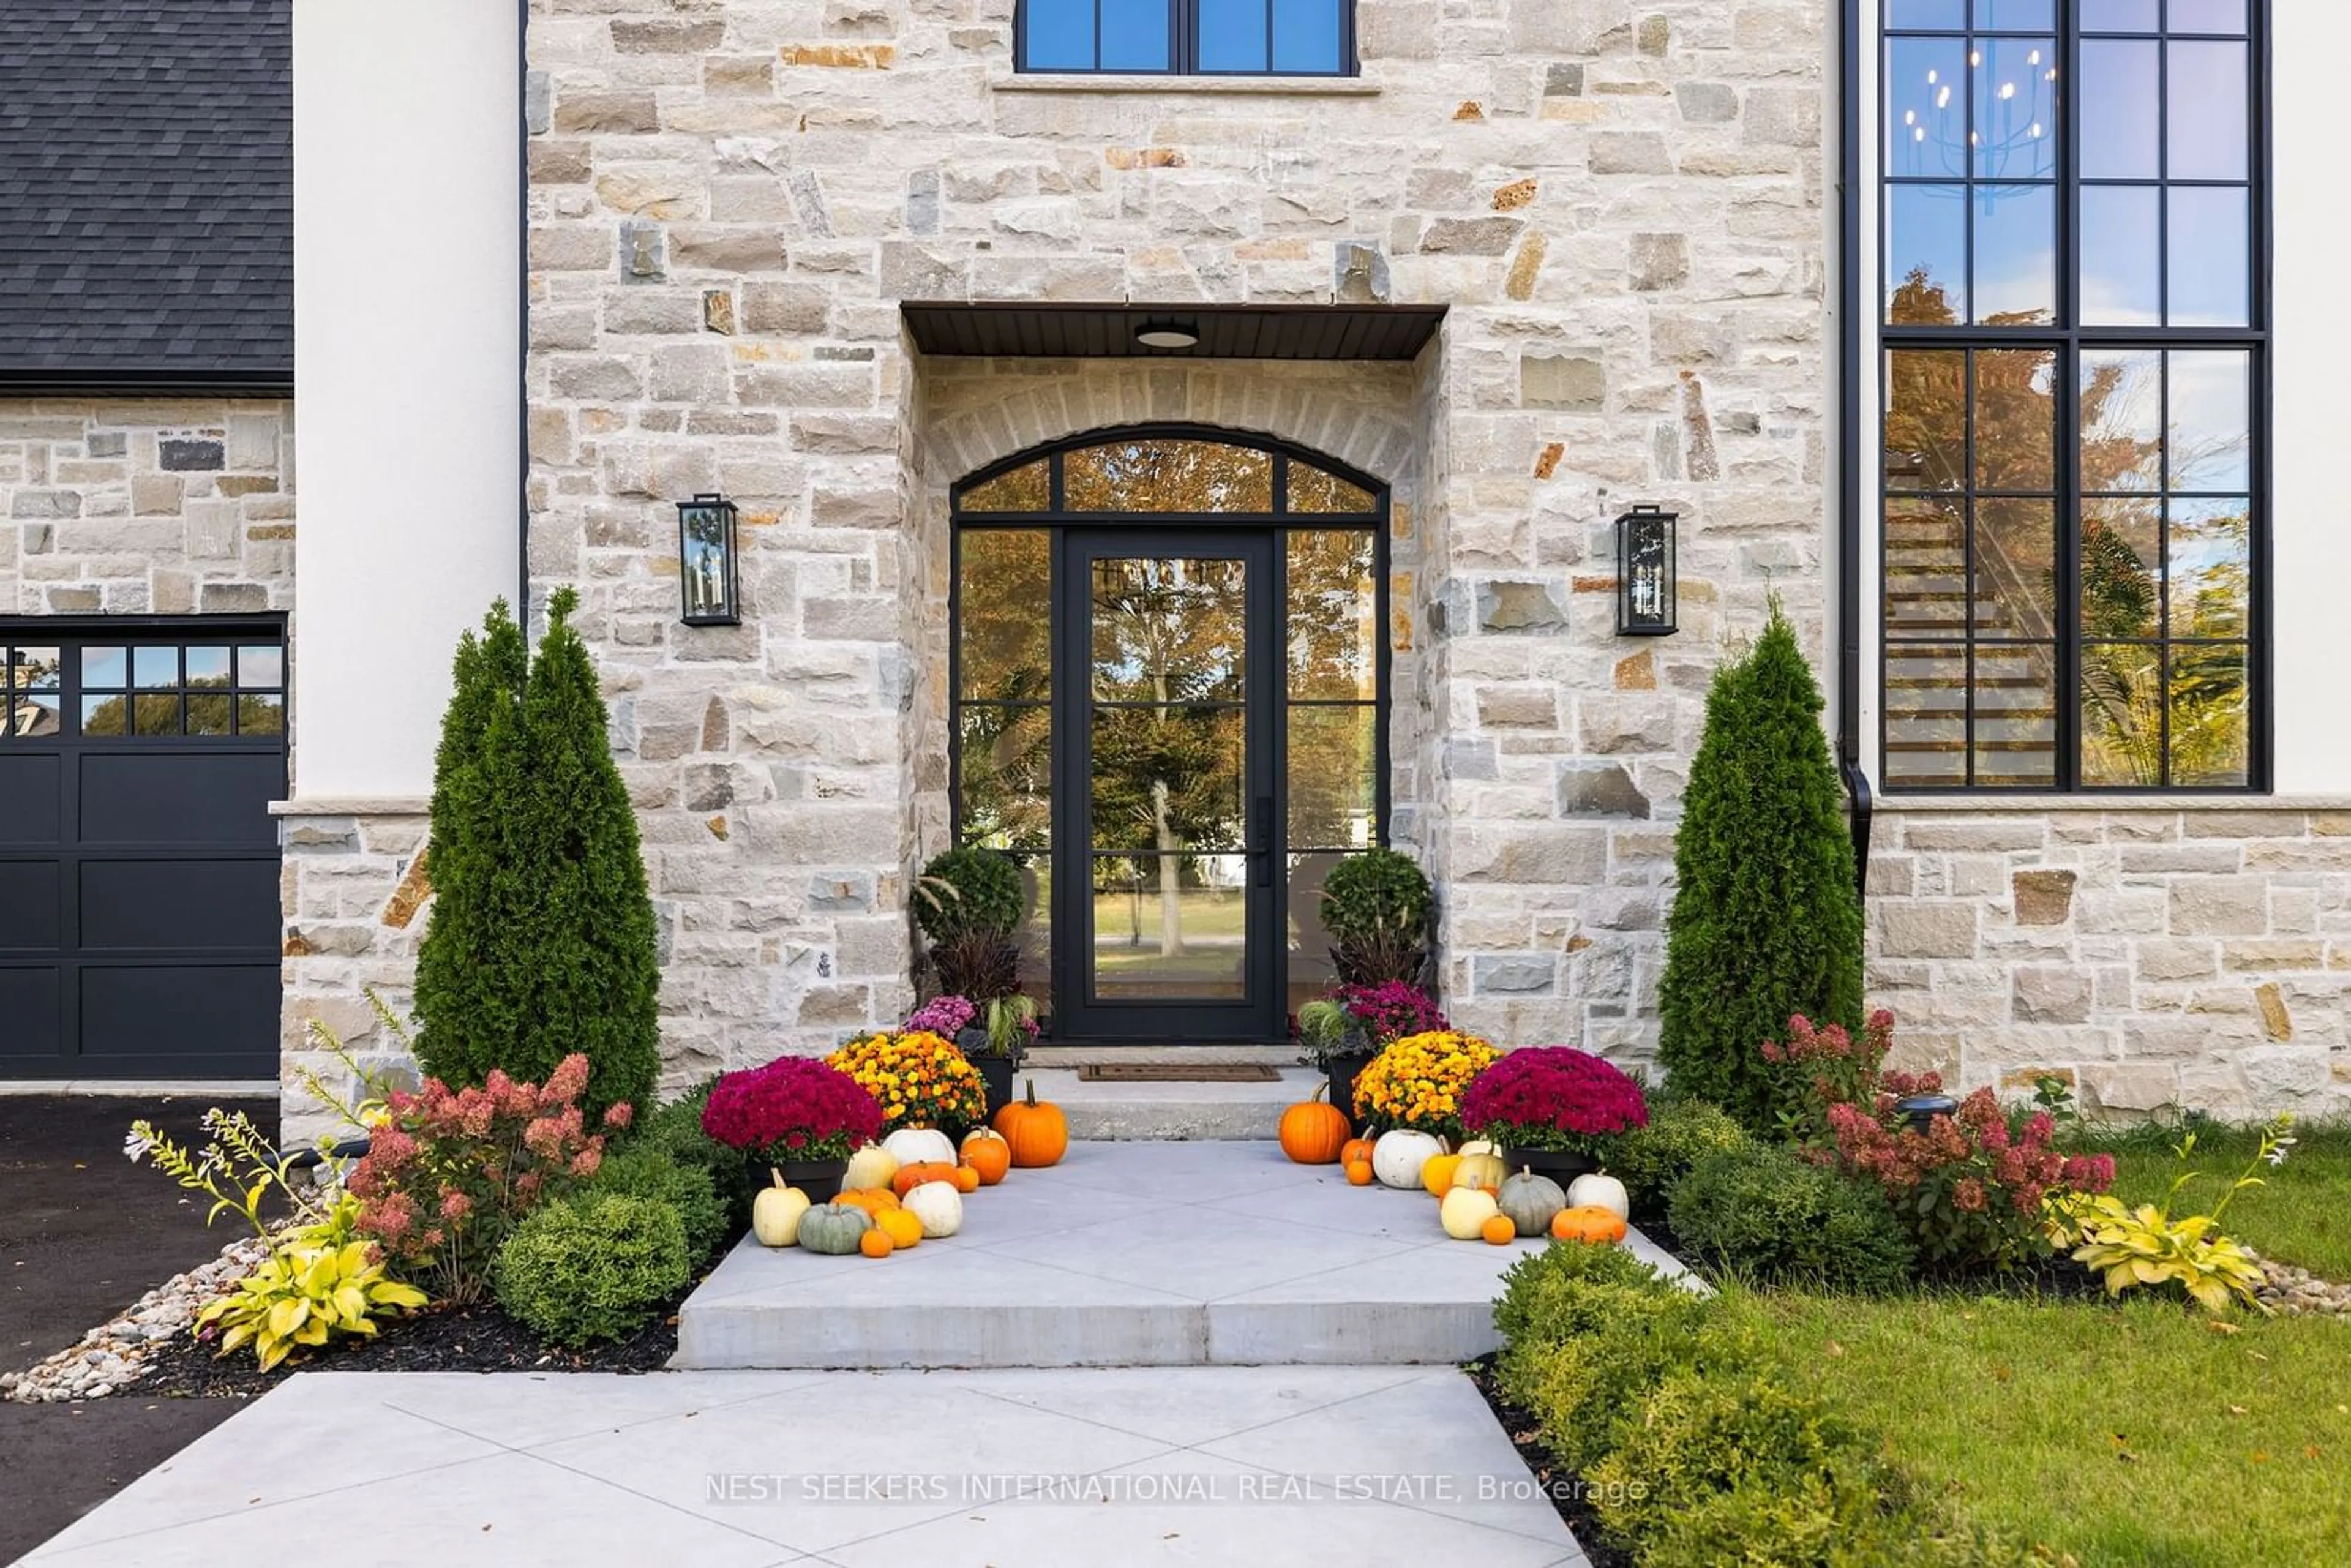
left=413, top=589, right=661, bottom=1123
left=1655, top=598, right=1864, bottom=1132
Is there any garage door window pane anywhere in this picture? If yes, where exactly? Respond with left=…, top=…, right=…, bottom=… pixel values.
left=238, top=647, right=283, bottom=688
left=82, top=647, right=126, bottom=687
left=83, top=696, right=127, bottom=736
left=135, top=647, right=179, bottom=688
left=186, top=647, right=232, bottom=683
left=237, top=693, right=284, bottom=735
left=187, top=693, right=233, bottom=735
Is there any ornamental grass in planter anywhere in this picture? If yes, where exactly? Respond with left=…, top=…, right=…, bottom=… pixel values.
left=699, top=1056, right=884, bottom=1204
left=1461, top=1046, right=1651, bottom=1186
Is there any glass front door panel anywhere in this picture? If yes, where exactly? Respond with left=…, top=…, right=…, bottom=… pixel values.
left=1083, top=550, right=1253, bottom=1009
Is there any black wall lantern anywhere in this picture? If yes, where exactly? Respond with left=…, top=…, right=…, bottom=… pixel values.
left=677, top=493, right=740, bottom=626
left=1614, top=505, right=1678, bottom=636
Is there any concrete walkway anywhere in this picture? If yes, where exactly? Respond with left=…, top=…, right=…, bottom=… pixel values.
left=21, top=1367, right=1591, bottom=1566
left=680, top=1139, right=1686, bottom=1368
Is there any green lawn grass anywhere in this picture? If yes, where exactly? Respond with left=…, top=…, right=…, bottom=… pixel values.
left=1717, top=1288, right=2351, bottom=1566
left=2103, top=1120, right=2351, bottom=1279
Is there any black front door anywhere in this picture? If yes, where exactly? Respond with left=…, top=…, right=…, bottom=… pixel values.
left=1055, top=531, right=1281, bottom=1043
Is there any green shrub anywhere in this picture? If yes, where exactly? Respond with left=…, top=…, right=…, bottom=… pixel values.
left=915, top=847, right=1025, bottom=942
left=1589, top=1368, right=1879, bottom=1551
left=413, top=590, right=661, bottom=1123
left=1318, top=849, right=1434, bottom=985
left=491, top=1191, right=689, bottom=1348
left=1668, top=1144, right=1915, bottom=1294
left=1656, top=598, right=1864, bottom=1134
left=1610, top=1098, right=1751, bottom=1218
left=626, top=1080, right=751, bottom=1228
left=594, top=1145, right=729, bottom=1266
left=1493, top=1236, right=1674, bottom=1348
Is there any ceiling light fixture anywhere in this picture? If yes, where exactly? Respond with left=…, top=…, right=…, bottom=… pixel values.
left=1134, top=319, right=1200, bottom=350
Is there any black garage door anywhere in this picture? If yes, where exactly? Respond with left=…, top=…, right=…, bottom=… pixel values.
left=1, top=621, right=286, bottom=1079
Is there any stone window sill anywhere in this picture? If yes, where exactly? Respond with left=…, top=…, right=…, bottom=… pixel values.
left=991, top=73, right=1381, bottom=96
left=1870, top=793, right=2350, bottom=814
left=270, top=796, right=432, bottom=817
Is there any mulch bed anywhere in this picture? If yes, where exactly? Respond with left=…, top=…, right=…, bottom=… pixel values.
left=1467, top=1352, right=1634, bottom=1568
left=136, top=1277, right=701, bottom=1400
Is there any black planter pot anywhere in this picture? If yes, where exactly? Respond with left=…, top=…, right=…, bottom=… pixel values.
left=1502, top=1146, right=1597, bottom=1187
left=768, top=1156, right=848, bottom=1204
left=1325, top=1052, right=1374, bottom=1123
left=960, top=1030, right=1019, bottom=1120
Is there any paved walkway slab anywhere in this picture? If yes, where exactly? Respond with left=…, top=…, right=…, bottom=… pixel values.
left=677, top=1140, right=1686, bottom=1369
left=23, top=1368, right=1590, bottom=1567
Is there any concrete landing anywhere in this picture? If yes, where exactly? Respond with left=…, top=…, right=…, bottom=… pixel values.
left=1016, top=1065, right=1314, bottom=1140
left=675, top=1140, right=1687, bottom=1370
left=24, top=1368, right=1591, bottom=1567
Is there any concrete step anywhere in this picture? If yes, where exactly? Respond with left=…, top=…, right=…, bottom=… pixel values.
left=1000, top=1065, right=1319, bottom=1141
left=674, top=1140, right=1688, bottom=1370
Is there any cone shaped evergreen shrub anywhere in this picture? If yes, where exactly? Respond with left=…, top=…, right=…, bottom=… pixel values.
left=413, top=589, right=661, bottom=1121
left=1657, top=598, right=1863, bottom=1133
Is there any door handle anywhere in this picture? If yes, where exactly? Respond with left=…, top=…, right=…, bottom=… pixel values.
left=1253, top=797, right=1273, bottom=887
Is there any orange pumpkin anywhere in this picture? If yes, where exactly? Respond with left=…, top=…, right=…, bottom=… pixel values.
left=859, top=1228, right=895, bottom=1258
left=1480, top=1214, right=1518, bottom=1246
left=1279, top=1082, right=1352, bottom=1165
left=892, top=1161, right=962, bottom=1197
left=1340, top=1137, right=1376, bottom=1169
left=1551, top=1204, right=1629, bottom=1245
left=1344, top=1158, right=1375, bottom=1186
left=875, top=1208, right=924, bottom=1249
left=951, top=1163, right=981, bottom=1194
left=959, top=1130, right=1011, bottom=1185
left=994, top=1078, right=1068, bottom=1168
left=836, top=1188, right=900, bottom=1217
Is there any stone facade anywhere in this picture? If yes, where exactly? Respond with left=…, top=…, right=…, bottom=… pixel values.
left=276, top=801, right=434, bottom=1140
left=508, top=0, right=1833, bottom=1084
left=0, top=399, right=294, bottom=615
left=1869, top=803, right=2351, bottom=1120
left=261, top=1, right=2346, bottom=1126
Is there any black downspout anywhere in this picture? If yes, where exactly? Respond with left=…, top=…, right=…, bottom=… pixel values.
left=1835, top=0, right=1874, bottom=904
left=517, top=0, right=533, bottom=620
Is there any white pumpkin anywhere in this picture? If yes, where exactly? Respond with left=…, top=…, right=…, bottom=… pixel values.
left=902, top=1180, right=964, bottom=1239
left=1372, top=1129, right=1445, bottom=1190
left=843, top=1142, right=899, bottom=1193
left=1566, top=1172, right=1630, bottom=1221
left=1439, top=1185, right=1502, bottom=1241
left=751, top=1172, right=811, bottom=1248
left=883, top=1127, right=958, bottom=1167
left=1452, top=1152, right=1508, bottom=1193
left=1456, top=1138, right=1503, bottom=1159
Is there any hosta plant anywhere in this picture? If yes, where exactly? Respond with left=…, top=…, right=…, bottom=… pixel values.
left=195, top=1193, right=429, bottom=1370
left=2063, top=1116, right=2293, bottom=1315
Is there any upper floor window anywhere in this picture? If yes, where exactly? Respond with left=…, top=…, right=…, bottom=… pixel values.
left=1018, top=0, right=1354, bottom=76
left=1878, top=0, right=2265, bottom=792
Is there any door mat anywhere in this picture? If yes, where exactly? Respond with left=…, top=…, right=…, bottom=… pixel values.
left=1074, top=1063, right=1284, bottom=1083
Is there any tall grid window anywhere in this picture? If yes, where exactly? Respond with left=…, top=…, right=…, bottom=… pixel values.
left=1880, top=0, right=2263, bottom=790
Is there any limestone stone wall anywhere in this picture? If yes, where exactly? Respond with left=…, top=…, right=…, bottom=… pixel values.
left=520, top=0, right=1837, bottom=1078
left=1868, top=803, right=2351, bottom=1120
left=276, top=801, right=434, bottom=1146
left=0, top=399, right=294, bottom=615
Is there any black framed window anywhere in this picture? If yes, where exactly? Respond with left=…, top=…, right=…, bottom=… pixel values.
left=1017, top=0, right=1355, bottom=76
left=1879, top=0, right=2265, bottom=790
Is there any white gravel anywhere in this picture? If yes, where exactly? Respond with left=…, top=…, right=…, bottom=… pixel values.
left=1, top=1234, right=270, bottom=1404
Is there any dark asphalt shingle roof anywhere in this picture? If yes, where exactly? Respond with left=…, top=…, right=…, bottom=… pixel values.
left=0, top=1, right=291, bottom=383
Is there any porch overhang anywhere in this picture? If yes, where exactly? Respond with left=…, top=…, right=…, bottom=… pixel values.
left=901, top=302, right=1447, bottom=361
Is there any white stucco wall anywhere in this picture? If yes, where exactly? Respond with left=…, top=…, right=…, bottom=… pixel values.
left=2267, top=4, right=2349, bottom=794
left=291, top=0, right=519, bottom=799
